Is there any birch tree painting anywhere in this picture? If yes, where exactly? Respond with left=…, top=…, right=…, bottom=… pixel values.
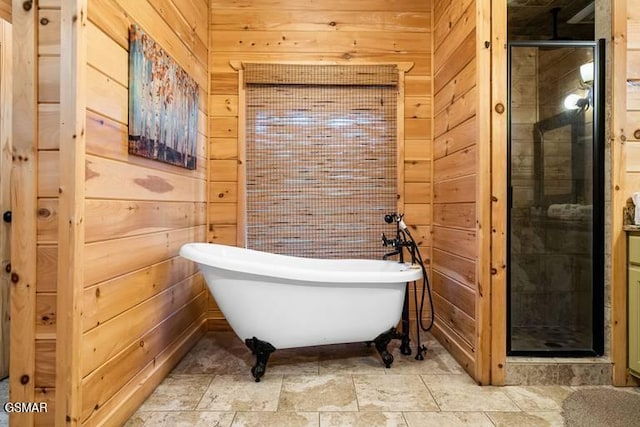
left=128, top=24, right=199, bottom=170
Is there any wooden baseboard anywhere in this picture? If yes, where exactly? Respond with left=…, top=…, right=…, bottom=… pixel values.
left=84, top=316, right=207, bottom=426
left=431, top=320, right=476, bottom=381
left=207, top=317, right=231, bottom=331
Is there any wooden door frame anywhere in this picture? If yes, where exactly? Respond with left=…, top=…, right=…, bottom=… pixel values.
left=489, top=0, right=508, bottom=385
left=0, top=18, right=11, bottom=380
left=488, top=0, right=632, bottom=386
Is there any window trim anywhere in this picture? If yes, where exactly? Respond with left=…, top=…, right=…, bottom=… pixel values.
left=231, top=61, right=413, bottom=248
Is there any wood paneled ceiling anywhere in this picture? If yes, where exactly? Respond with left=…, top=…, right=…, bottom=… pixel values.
left=508, top=0, right=595, bottom=40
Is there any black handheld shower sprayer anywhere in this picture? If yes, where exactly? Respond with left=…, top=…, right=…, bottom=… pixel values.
left=381, top=213, right=435, bottom=361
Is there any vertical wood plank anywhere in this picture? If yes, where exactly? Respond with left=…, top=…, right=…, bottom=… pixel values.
left=236, top=68, right=246, bottom=247
left=612, top=0, right=629, bottom=386
left=0, top=19, right=12, bottom=379
left=475, top=1, right=492, bottom=385
left=475, top=0, right=492, bottom=385
left=428, top=0, right=435, bottom=326
left=9, top=0, right=37, bottom=424
left=490, top=0, right=507, bottom=386
left=56, top=0, right=87, bottom=424
left=398, top=69, right=406, bottom=215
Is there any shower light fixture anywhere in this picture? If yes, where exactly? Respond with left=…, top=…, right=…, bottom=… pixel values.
left=564, top=61, right=594, bottom=111
left=580, top=62, right=594, bottom=85
left=564, top=93, right=584, bottom=110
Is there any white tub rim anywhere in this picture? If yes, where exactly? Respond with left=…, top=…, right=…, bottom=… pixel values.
left=180, top=242, right=422, bottom=284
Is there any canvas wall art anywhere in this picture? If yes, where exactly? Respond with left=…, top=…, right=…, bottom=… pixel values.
left=128, top=24, right=199, bottom=170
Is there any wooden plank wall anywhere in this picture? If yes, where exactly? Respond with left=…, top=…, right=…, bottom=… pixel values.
left=431, top=0, right=479, bottom=378
left=31, top=2, right=60, bottom=424
left=8, top=0, right=208, bottom=424
left=208, top=0, right=432, bottom=327
left=78, top=0, right=209, bottom=424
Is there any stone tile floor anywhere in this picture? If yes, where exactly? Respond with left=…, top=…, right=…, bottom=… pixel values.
left=125, top=332, right=622, bottom=426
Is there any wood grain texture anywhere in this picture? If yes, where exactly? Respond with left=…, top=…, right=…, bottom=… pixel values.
left=81, top=276, right=204, bottom=377
left=0, top=19, right=11, bottom=379
left=432, top=0, right=480, bottom=383
left=474, top=0, right=492, bottom=385
left=490, top=0, right=507, bottom=386
left=10, top=3, right=37, bottom=425
left=56, top=0, right=87, bottom=423
left=612, top=0, right=630, bottom=386
left=80, top=293, right=206, bottom=421
left=77, top=0, right=210, bottom=423
left=209, top=0, right=432, bottom=258
left=84, top=314, right=206, bottom=425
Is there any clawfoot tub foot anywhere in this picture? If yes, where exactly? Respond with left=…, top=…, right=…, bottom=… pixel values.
left=373, top=327, right=396, bottom=368
left=245, top=337, right=276, bottom=382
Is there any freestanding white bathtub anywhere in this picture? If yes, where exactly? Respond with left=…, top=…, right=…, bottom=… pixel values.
left=179, top=243, right=422, bottom=381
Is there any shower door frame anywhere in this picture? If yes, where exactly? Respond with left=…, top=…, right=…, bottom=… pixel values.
left=506, top=40, right=605, bottom=357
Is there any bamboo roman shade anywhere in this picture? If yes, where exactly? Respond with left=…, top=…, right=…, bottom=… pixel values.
left=245, top=64, right=398, bottom=259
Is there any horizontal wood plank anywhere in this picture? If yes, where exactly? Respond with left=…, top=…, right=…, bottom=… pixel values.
left=82, top=257, right=199, bottom=332
left=434, top=31, right=474, bottom=95
left=432, top=202, right=475, bottom=229
left=433, top=174, right=476, bottom=204
left=35, top=340, right=56, bottom=388
left=39, top=9, right=61, bottom=55
left=39, top=56, right=60, bottom=103
left=404, top=203, right=431, bottom=225
left=38, top=199, right=206, bottom=243
left=211, top=0, right=430, bottom=12
left=433, top=86, right=476, bottom=139
left=433, top=292, right=475, bottom=346
left=84, top=225, right=206, bottom=286
left=208, top=203, right=238, bottom=224
left=81, top=275, right=205, bottom=376
left=433, top=116, right=476, bottom=160
left=405, top=182, right=431, bottom=203
left=432, top=270, right=475, bottom=317
left=81, top=293, right=206, bottom=421
left=211, top=10, right=430, bottom=32
left=405, top=160, right=431, bottom=182
left=432, top=226, right=476, bottom=260
left=85, top=155, right=207, bottom=202
left=211, top=30, right=430, bottom=54
left=208, top=225, right=237, bottom=245
left=81, top=315, right=206, bottom=426
left=434, top=145, right=476, bottom=181
left=405, top=139, right=432, bottom=161
left=87, top=20, right=128, bottom=86
left=432, top=248, right=476, bottom=289
left=209, top=138, right=239, bottom=160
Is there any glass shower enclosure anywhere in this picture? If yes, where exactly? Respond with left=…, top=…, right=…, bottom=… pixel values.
left=507, top=41, right=604, bottom=356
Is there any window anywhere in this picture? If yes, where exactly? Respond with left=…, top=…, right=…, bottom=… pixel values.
left=243, top=64, right=400, bottom=259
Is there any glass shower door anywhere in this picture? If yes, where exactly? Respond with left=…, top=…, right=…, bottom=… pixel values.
left=507, top=41, right=604, bottom=356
